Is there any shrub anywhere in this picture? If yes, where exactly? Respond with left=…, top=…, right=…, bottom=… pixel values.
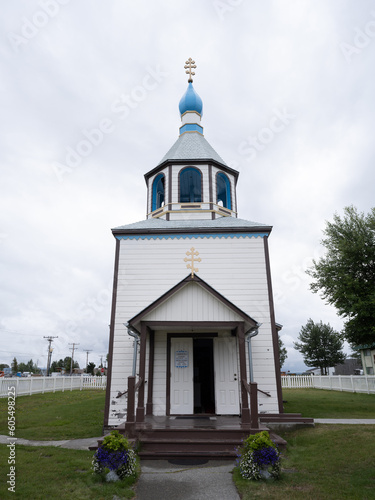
left=92, top=430, right=137, bottom=480
left=236, top=431, right=281, bottom=480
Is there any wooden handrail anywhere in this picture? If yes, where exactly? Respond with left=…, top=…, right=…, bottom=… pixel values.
left=116, top=389, right=127, bottom=398
left=134, top=377, right=143, bottom=392
left=116, top=376, right=143, bottom=398
left=258, top=388, right=271, bottom=397
left=242, top=378, right=251, bottom=393
left=242, top=379, right=271, bottom=397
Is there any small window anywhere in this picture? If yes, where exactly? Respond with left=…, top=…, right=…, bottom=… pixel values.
left=152, top=174, right=165, bottom=211
left=216, top=172, right=231, bottom=210
left=364, top=349, right=371, bottom=357
left=179, top=167, right=202, bottom=203
left=366, top=367, right=374, bottom=375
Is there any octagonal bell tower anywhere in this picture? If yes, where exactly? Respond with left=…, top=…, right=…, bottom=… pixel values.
left=144, top=59, right=239, bottom=221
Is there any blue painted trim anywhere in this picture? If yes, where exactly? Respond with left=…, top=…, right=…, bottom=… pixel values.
left=152, top=173, right=165, bottom=211
left=115, top=232, right=269, bottom=241
left=217, top=172, right=231, bottom=210
left=179, top=124, right=203, bottom=135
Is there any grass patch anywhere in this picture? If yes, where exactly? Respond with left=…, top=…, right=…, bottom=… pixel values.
left=0, top=444, right=138, bottom=500
left=0, top=390, right=106, bottom=440
left=234, top=424, right=375, bottom=499
left=282, top=389, right=375, bottom=418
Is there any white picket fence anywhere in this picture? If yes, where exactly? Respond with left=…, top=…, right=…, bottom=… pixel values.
left=282, top=374, right=375, bottom=394
left=0, top=375, right=107, bottom=398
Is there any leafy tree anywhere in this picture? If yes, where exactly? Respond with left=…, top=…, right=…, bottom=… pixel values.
left=86, top=362, right=96, bottom=375
left=18, top=359, right=40, bottom=374
left=11, top=357, right=18, bottom=373
left=307, top=206, right=375, bottom=346
left=294, top=319, right=346, bottom=375
left=63, top=356, right=79, bottom=373
left=0, top=364, right=9, bottom=370
left=278, top=336, right=288, bottom=369
left=51, top=359, right=65, bottom=372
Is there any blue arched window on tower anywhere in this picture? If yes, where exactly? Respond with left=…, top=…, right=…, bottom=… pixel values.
left=179, top=167, right=202, bottom=203
left=152, top=173, right=165, bottom=211
left=216, top=172, right=231, bottom=209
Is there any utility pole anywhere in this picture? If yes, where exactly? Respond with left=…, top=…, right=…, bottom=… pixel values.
left=83, top=349, right=92, bottom=373
left=44, top=336, right=58, bottom=377
left=68, top=343, right=79, bottom=375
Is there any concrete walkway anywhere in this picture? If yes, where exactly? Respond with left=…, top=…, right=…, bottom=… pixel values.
left=0, top=434, right=103, bottom=450
left=134, top=460, right=239, bottom=500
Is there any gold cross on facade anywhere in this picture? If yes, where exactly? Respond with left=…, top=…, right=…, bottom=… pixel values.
left=184, top=247, right=201, bottom=277
left=184, top=58, right=196, bottom=83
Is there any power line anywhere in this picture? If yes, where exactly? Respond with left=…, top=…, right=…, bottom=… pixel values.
left=44, top=336, right=58, bottom=377
left=68, top=343, right=79, bottom=375
left=0, top=329, right=43, bottom=337
left=83, top=349, right=92, bottom=372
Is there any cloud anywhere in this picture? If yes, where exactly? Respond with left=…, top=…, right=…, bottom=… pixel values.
left=1, top=0, right=374, bottom=372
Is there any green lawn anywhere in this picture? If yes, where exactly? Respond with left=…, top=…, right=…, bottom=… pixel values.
left=1, top=388, right=375, bottom=499
left=0, top=445, right=138, bottom=500
left=282, top=388, right=375, bottom=418
left=234, top=424, right=375, bottom=500
left=0, top=390, right=106, bottom=440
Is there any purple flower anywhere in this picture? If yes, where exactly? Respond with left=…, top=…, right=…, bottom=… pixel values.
left=95, top=447, right=129, bottom=471
left=252, top=446, right=279, bottom=467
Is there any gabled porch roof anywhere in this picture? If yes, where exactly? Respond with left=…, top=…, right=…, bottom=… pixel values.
left=128, top=274, right=259, bottom=333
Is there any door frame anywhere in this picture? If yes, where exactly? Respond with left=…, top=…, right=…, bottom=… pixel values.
left=138, top=320, right=250, bottom=424
left=167, top=332, right=218, bottom=415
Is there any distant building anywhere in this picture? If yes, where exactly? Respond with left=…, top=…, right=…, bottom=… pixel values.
left=304, top=367, right=334, bottom=376
left=354, top=344, right=375, bottom=375
left=333, top=358, right=362, bottom=376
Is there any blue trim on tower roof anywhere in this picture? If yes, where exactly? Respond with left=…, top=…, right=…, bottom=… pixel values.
left=115, top=232, right=269, bottom=241
left=180, top=124, right=203, bottom=135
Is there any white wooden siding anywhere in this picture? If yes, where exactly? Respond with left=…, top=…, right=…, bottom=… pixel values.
left=153, top=331, right=167, bottom=415
left=143, top=282, right=245, bottom=323
left=108, top=234, right=279, bottom=424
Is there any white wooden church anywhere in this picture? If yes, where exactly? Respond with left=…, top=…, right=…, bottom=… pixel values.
left=103, top=60, right=305, bottom=457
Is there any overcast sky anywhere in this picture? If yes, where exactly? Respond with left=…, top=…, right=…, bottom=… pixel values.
left=1, top=0, right=374, bottom=373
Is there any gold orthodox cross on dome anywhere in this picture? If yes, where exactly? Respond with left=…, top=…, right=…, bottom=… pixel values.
left=184, top=58, right=196, bottom=82
left=184, top=247, right=201, bottom=277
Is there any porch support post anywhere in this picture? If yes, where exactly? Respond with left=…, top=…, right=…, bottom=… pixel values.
left=237, top=323, right=251, bottom=424
left=136, top=322, right=147, bottom=423
left=250, top=382, right=259, bottom=429
left=146, top=329, right=155, bottom=415
left=125, top=376, right=136, bottom=436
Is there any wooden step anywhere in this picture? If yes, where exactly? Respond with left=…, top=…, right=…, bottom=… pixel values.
left=139, top=450, right=236, bottom=459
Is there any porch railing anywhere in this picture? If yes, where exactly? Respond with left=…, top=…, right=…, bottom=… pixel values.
left=242, top=379, right=260, bottom=428
left=124, top=375, right=144, bottom=436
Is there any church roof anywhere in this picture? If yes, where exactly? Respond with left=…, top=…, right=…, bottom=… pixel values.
left=157, top=131, right=228, bottom=168
left=112, top=217, right=271, bottom=234
left=128, top=274, right=259, bottom=333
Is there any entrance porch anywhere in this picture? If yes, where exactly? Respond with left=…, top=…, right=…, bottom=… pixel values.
left=117, top=414, right=285, bottom=459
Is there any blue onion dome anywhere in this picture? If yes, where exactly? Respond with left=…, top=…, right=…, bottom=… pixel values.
left=179, top=82, right=203, bottom=116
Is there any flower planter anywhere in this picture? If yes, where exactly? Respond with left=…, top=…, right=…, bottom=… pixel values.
left=92, top=430, right=137, bottom=480
left=236, top=431, right=281, bottom=481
